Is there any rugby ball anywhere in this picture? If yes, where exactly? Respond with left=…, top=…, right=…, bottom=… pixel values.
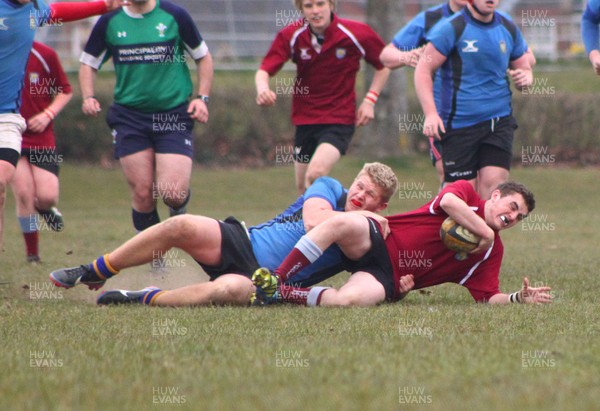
left=440, top=217, right=481, bottom=257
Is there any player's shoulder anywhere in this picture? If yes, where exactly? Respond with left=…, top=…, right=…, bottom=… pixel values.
left=31, top=41, right=56, bottom=57
left=586, top=0, right=600, bottom=11
left=309, top=176, right=343, bottom=192
left=495, top=10, right=518, bottom=27
left=336, top=16, right=376, bottom=33
left=157, top=0, right=195, bottom=23
left=96, top=7, right=123, bottom=25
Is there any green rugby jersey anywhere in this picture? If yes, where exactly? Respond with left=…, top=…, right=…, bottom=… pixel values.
left=81, top=0, right=208, bottom=112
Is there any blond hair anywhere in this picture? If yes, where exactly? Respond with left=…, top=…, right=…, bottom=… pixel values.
left=357, top=162, right=398, bottom=202
left=293, top=0, right=335, bottom=11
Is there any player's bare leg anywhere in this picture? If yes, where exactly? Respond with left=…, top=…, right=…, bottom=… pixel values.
left=108, top=215, right=223, bottom=270
left=477, top=166, right=509, bottom=199
left=119, top=148, right=157, bottom=231
left=294, top=161, right=309, bottom=195
left=31, top=165, right=59, bottom=211
left=303, top=142, right=341, bottom=191
left=155, top=153, right=192, bottom=214
left=318, top=271, right=386, bottom=307
left=0, top=160, right=16, bottom=252
left=151, top=274, right=254, bottom=306
left=50, top=215, right=224, bottom=289
left=305, top=213, right=373, bottom=260
left=10, top=159, right=40, bottom=260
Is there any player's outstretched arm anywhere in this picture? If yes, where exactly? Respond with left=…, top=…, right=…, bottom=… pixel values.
left=48, top=0, right=122, bottom=25
left=379, top=44, right=423, bottom=69
left=488, top=277, right=553, bottom=305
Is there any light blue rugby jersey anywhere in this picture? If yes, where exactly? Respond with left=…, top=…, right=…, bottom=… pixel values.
left=427, top=7, right=527, bottom=129
left=392, top=2, right=455, bottom=109
left=249, top=176, right=346, bottom=286
left=0, top=0, right=51, bottom=113
left=582, top=0, right=600, bottom=55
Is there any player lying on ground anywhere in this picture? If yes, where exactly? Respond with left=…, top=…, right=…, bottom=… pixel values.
left=49, top=163, right=398, bottom=306
left=251, top=180, right=553, bottom=306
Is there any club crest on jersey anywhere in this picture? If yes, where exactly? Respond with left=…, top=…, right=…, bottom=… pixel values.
left=462, top=40, right=479, bottom=53
left=335, top=48, right=347, bottom=59
left=156, top=23, right=167, bottom=37
left=300, top=48, right=312, bottom=60
left=0, top=18, right=9, bottom=31
left=499, top=40, right=507, bottom=54
left=29, top=72, right=40, bottom=84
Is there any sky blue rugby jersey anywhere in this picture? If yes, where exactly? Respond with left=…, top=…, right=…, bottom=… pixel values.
left=427, top=7, right=527, bottom=129
left=582, top=0, right=600, bottom=55
left=249, top=176, right=346, bottom=285
left=0, top=0, right=51, bottom=113
left=392, top=2, right=456, bottom=109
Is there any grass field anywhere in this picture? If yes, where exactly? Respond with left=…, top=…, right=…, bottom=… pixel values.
left=1, top=156, right=599, bottom=411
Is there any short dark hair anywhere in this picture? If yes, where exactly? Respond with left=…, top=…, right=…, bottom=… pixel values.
left=497, top=181, right=535, bottom=214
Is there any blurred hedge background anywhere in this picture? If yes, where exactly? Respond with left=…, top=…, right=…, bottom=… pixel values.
left=54, top=64, right=600, bottom=167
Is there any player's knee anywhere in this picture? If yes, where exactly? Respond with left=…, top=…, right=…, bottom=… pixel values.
left=35, top=196, right=56, bottom=210
left=327, top=290, right=364, bottom=307
left=161, top=215, right=196, bottom=242
left=213, top=279, right=252, bottom=304
left=161, top=189, right=188, bottom=209
left=305, top=168, right=326, bottom=187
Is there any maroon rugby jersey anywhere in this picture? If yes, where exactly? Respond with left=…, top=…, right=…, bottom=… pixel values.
left=20, top=42, right=72, bottom=149
left=260, top=13, right=385, bottom=125
left=385, top=181, right=504, bottom=302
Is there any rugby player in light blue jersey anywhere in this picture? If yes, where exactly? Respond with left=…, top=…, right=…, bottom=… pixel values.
left=49, top=163, right=398, bottom=307
left=380, top=0, right=469, bottom=185
left=415, top=0, right=534, bottom=200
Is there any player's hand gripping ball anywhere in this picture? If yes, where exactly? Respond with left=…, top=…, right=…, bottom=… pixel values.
left=440, top=217, right=481, bottom=260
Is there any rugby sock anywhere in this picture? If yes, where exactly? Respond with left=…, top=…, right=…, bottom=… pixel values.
left=141, top=289, right=165, bottom=305
left=90, top=254, right=119, bottom=279
left=132, top=208, right=160, bottom=232
left=19, top=215, right=39, bottom=258
left=280, top=285, right=330, bottom=306
left=275, top=236, right=324, bottom=282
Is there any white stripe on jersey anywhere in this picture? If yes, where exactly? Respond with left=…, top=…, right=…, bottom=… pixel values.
left=337, top=23, right=365, bottom=57
left=185, top=40, right=209, bottom=60
left=459, top=241, right=494, bottom=285
left=289, top=25, right=309, bottom=56
left=80, top=50, right=107, bottom=70
left=30, top=48, right=51, bottom=74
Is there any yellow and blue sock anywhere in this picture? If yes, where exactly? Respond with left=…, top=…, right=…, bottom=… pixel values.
left=90, top=254, right=119, bottom=280
left=141, top=289, right=164, bottom=305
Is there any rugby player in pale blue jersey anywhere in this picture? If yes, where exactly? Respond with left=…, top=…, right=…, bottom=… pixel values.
left=380, top=0, right=469, bottom=185
left=415, top=0, right=533, bottom=199
left=582, top=0, right=600, bottom=74
left=0, top=0, right=119, bottom=251
left=49, top=163, right=398, bottom=307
